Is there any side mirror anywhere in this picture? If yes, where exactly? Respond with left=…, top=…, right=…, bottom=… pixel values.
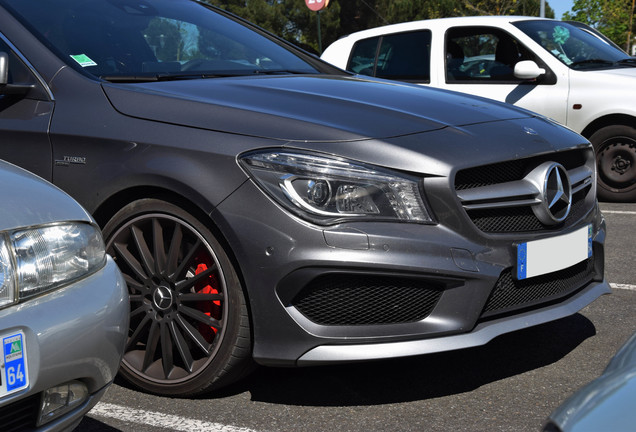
left=513, top=60, right=546, bottom=80
left=0, top=51, right=34, bottom=96
left=0, top=52, right=8, bottom=85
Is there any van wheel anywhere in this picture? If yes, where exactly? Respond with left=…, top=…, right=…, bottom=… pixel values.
left=590, top=125, right=636, bottom=202
left=103, top=199, right=252, bottom=396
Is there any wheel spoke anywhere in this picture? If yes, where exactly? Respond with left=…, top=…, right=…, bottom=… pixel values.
left=131, top=224, right=156, bottom=278
left=130, top=304, right=148, bottom=319
left=114, top=241, right=149, bottom=283
left=168, top=320, right=195, bottom=372
left=142, top=321, right=161, bottom=371
left=175, top=265, right=217, bottom=292
left=172, top=238, right=202, bottom=281
left=175, top=314, right=212, bottom=356
left=160, top=322, right=174, bottom=378
left=123, top=274, right=146, bottom=295
left=152, top=218, right=168, bottom=277
left=166, top=224, right=183, bottom=278
left=179, top=292, right=224, bottom=302
left=179, top=305, right=222, bottom=330
left=127, top=314, right=152, bottom=351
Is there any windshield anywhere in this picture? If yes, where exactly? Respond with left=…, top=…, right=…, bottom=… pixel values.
left=513, top=20, right=633, bottom=70
left=2, top=0, right=319, bottom=80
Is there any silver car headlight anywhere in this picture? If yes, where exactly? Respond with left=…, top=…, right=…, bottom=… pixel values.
left=239, top=151, right=434, bottom=225
left=0, top=222, right=106, bottom=308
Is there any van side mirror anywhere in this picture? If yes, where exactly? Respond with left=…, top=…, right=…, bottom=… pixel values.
left=513, top=60, right=546, bottom=80
left=0, top=51, right=34, bottom=95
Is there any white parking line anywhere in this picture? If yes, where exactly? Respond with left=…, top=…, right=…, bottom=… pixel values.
left=602, top=210, right=636, bottom=215
left=89, top=403, right=259, bottom=432
left=611, top=283, right=636, bottom=291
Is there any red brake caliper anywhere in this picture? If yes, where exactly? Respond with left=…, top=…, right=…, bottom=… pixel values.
left=195, top=263, right=221, bottom=341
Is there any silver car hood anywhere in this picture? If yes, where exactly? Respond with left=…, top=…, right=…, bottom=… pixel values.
left=0, top=161, right=92, bottom=231
left=102, top=74, right=534, bottom=142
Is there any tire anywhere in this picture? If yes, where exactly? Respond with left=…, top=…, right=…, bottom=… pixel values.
left=102, top=199, right=253, bottom=396
left=590, top=125, right=636, bottom=202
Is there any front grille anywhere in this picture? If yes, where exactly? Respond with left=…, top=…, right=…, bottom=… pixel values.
left=480, top=258, right=595, bottom=319
left=455, top=149, right=594, bottom=233
left=0, top=394, right=39, bottom=432
left=291, top=274, right=443, bottom=326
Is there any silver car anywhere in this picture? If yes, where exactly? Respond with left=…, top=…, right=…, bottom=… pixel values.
left=544, top=331, right=636, bottom=432
left=0, top=161, right=128, bottom=431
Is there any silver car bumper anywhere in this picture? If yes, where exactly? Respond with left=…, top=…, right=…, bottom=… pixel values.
left=0, top=256, right=128, bottom=431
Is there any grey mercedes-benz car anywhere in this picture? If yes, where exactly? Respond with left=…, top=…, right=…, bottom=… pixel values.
left=0, top=160, right=128, bottom=431
left=0, top=0, right=610, bottom=397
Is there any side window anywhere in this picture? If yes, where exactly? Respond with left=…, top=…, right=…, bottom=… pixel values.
left=348, top=37, right=380, bottom=76
left=445, top=27, right=534, bottom=83
left=348, top=31, right=431, bottom=83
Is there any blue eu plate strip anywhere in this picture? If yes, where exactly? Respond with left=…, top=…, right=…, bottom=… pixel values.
left=517, top=242, right=527, bottom=280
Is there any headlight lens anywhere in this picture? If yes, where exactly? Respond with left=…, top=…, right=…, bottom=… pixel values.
left=0, top=222, right=106, bottom=309
left=240, top=151, right=434, bottom=224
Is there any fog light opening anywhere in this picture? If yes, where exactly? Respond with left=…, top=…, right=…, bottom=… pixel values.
left=37, top=380, right=88, bottom=426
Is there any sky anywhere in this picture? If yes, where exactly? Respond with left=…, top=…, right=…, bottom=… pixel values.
left=549, top=0, right=575, bottom=19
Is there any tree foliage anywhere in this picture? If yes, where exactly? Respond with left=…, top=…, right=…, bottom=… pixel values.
left=564, top=0, right=636, bottom=51
left=204, top=0, right=556, bottom=54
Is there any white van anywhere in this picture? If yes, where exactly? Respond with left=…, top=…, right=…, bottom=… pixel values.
left=322, top=16, right=636, bottom=202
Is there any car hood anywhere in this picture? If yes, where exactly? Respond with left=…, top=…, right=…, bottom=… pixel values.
left=0, top=161, right=92, bottom=231
left=102, top=74, right=534, bottom=142
left=591, top=66, right=636, bottom=79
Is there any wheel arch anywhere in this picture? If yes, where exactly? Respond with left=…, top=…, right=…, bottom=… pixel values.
left=580, top=114, right=636, bottom=139
left=93, top=184, right=254, bottom=322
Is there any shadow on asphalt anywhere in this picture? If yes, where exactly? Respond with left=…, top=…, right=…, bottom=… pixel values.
left=75, top=417, right=122, bottom=432
left=216, top=313, right=596, bottom=406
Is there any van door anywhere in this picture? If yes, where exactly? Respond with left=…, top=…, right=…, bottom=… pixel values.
left=440, top=26, right=568, bottom=125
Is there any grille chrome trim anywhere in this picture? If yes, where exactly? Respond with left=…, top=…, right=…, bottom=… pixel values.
left=454, top=149, right=595, bottom=233
left=457, top=163, right=592, bottom=212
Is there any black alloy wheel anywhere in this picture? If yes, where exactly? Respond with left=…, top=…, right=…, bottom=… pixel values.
left=590, top=125, right=636, bottom=202
left=103, top=199, right=252, bottom=396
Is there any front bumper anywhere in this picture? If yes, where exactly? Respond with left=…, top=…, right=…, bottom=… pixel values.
left=215, top=180, right=608, bottom=367
left=0, top=257, right=128, bottom=431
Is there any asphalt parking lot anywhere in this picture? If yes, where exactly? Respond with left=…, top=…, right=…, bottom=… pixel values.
left=78, top=202, right=636, bottom=432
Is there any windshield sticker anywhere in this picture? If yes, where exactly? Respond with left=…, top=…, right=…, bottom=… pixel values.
left=70, top=54, right=97, bottom=67
left=552, top=26, right=570, bottom=45
left=551, top=26, right=573, bottom=65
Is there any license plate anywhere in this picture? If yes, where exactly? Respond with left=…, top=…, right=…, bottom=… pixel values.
left=516, top=224, right=592, bottom=280
left=0, top=331, right=28, bottom=397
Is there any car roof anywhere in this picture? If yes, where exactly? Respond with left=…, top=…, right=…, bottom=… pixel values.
left=336, top=16, right=554, bottom=41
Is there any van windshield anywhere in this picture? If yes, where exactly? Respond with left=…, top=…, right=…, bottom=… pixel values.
left=513, top=20, right=634, bottom=70
left=1, top=0, right=319, bottom=80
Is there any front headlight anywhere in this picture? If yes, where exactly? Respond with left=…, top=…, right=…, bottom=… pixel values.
left=0, top=222, right=106, bottom=309
left=239, top=151, right=434, bottom=225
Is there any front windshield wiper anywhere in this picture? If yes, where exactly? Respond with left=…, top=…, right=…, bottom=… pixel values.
left=251, top=69, right=312, bottom=75
left=616, top=58, right=636, bottom=66
left=100, top=73, right=234, bottom=83
left=101, top=69, right=311, bottom=82
left=569, top=58, right=614, bottom=68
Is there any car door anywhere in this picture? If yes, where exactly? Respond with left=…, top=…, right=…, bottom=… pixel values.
left=0, top=34, right=53, bottom=181
left=439, top=26, right=568, bottom=125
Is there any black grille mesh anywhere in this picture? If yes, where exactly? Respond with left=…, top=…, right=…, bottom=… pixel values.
left=455, top=150, right=586, bottom=190
left=481, top=258, right=595, bottom=318
left=0, top=394, right=38, bottom=432
left=292, top=274, right=443, bottom=326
